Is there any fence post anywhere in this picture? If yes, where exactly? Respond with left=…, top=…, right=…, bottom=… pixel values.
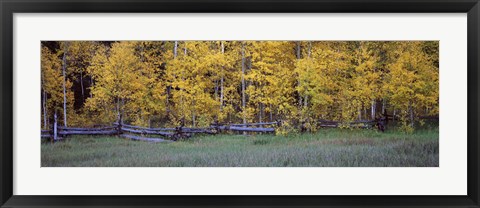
left=53, top=111, right=58, bottom=141
left=117, top=114, right=123, bottom=136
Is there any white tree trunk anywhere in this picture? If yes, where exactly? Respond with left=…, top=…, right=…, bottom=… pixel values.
left=90, top=76, right=94, bottom=98
left=42, top=89, right=47, bottom=129
left=184, top=42, right=187, bottom=55
left=241, top=42, right=246, bottom=124
left=62, top=47, right=68, bottom=127
left=220, top=41, right=225, bottom=111
left=181, top=42, right=187, bottom=124
left=382, top=99, right=386, bottom=115
left=296, top=41, right=301, bottom=59
left=304, top=94, right=308, bottom=107
left=296, top=41, right=302, bottom=108
left=371, top=100, right=376, bottom=120
left=220, top=77, right=224, bottom=110
left=393, top=108, right=396, bottom=122
left=53, top=111, right=58, bottom=141
left=214, top=80, right=218, bottom=100
left=80, top=71, right=84, bottom=101
left=174, top=41, right=178, bottom=57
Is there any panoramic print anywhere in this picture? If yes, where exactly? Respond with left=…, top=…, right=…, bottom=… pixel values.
left=40, top=41, right=439, bottom=167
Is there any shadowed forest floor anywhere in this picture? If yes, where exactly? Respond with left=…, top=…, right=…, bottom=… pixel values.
left=41, top=128, right=439, bottom=167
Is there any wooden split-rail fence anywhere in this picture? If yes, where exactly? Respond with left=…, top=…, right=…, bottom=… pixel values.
left=41, top=121, right=280, bottom=143
left=41, top=118, right=392, bottom=143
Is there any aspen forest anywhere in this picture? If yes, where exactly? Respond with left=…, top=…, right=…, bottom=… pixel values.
left=41, top=41, right=439, bottom=167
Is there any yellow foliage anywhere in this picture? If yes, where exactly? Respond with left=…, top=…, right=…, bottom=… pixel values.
left=41, top=41, right=438, bottom=133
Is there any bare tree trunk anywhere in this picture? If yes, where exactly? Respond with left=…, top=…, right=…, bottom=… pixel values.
left=90, top=76, right=94, bottom=98
left=62, top=45, right=68, bottom=127
left=181, top=42, right=187, bottom=124
left=241, top=42, right=246, bottom=124
left=296, top=41, right=301, bottom=59
left=296, top=41, right=302, bottom=108
left=304, top=95, right=308, bottom=108
left=371, top=100, right=376, bottom=120
left=42, top=89, right=47, bottom=129
left=174, top=41, right=178, bottom=57
left=215, top=80, right=219, bottom=100
left=220, top=41, right=225, bottom=111
left=121, top=98, right=125, bottom=124
left=80, top=71, right=85, bottom=102
left=303, top=42, right=311, bottom=108
left=220, top=76, right=224, bottom=110
left=184, top=42, right=187, bottom=55
left=393, top=108, right=396, bottom=123
left=297, top=41, right=303, bottom=109
left=382, top=99, right=386, bottom=115
left=53, top=111, right=58, bottom=141
left=89, top=50, right=95, bottom=99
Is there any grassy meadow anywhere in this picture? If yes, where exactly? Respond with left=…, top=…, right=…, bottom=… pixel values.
left=41, top=128, right=439, bottom=167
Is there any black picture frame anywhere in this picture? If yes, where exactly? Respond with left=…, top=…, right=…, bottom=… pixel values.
left=1, top=0, right=479, bottom=207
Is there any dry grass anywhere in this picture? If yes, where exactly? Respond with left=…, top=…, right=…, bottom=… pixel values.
left=41, top=128, right=439, bottom=167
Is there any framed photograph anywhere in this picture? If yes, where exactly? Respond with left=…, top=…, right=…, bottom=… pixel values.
left=1, top=0, right=479, bottom=207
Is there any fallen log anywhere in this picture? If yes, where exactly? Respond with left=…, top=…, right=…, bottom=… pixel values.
left=121, top=134, right=173, bottom=143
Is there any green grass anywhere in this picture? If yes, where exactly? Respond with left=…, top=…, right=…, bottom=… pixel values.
left=41, top=128, right=439, bottom=167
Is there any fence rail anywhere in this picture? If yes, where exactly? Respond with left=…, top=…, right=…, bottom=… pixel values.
left=120, top=127, right=175, bottom=137
left=215, top=125, right=275, bottom=133
left=230, top=121, right=279, bottom=127
left=113, top=123, right=176, bottom=131
left=57, top=126, right=117, bottom=131
left=120, top=134, right=173, bottom=143
left=58, top=130, right=118, bottom=136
